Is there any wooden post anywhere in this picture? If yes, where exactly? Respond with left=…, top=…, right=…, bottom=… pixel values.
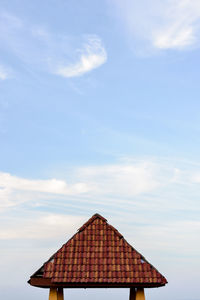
left=58, top=288, right=64, bottom=300
left=135, top=288, right=145, bottom=300
left=49, top=288, right=58, bottom=300
left=129, top=288, right=136, bottom=300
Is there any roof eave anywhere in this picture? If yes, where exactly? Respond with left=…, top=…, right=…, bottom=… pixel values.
left=28, top=277, right=167, bottom=289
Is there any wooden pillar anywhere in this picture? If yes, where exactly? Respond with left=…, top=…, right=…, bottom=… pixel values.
left=129, top=288, right=136, bottom=300
left=58, top=288, right=64, bottom=300
left=135, top=288, right=145, bottom=300
left=49, top=288, right=58, bottom=300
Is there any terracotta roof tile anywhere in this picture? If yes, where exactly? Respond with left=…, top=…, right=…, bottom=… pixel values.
left=30, top=214, right=167, bottom=287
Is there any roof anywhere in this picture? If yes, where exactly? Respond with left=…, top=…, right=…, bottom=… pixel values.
left=28, top=213, right=167, bottom=288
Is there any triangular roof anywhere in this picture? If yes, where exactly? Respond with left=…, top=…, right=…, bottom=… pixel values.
left=29, top=214, right=167, bottom=288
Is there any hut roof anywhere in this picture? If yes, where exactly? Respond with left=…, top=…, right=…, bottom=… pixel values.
left=28, top=213, right=167, bottom=288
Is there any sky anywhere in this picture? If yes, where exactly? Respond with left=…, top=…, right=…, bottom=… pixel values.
left=0, top=0, right=200, bottom=299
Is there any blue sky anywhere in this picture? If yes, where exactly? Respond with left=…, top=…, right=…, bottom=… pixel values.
left=1, top=1, right=200, bottom=300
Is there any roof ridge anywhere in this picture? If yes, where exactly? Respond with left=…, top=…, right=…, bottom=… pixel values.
left=78, top=213, right=107, bottom=232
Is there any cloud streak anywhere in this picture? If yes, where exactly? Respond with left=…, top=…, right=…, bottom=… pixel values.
left=0, top=172, right=90, bottom=211
left=74, top=161, right=162, bottom=196
left=0, top=172, right=89, bottom=194
left=55, top=36, right=107, bottom=77
left=112, top=0, right=200, bottom=51
left=0, top=214, right=86, bottom=240
left=0, top=160, right=166, bottom=211
left=0, top=12, right=107, bottom=78
left=1, top=158, right=200, bottom=215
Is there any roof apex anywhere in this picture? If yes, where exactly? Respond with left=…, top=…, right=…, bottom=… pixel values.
left=93, top=213, right=107, bottom=220
left=78, top=213, right=107, bottom=232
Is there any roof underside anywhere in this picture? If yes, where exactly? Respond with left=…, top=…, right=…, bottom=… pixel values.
left=29, top=214, right=167, bottom=288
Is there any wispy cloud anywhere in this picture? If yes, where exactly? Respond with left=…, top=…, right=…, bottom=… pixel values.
left=111, top=0, right=200, bottom=51
left=0, top=172, right=89, bottom=194
left=74, top=161, right=162, bottom=196
left=2, top=158, right=200, bottom=214
left=0, top=214, right=86, bottom=240
left=54, top=36, right=107, bottom=78
left=0, top=160, right=166, bottom=211
left=0, top=64, right=11, bottom=80
left=0, top=12, right=107, bottom=78
left=0, top=172, right=90, bottom=211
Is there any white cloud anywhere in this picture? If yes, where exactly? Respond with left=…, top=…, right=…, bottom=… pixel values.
left=0, top=172, right=89, bottom=194
left=1, top=158, right=200, bottom=215
left=0, top=161, right=163, bottom=211
left=55, top=36, right=107, bottom=77
left=191, top=172, right=200, bottom=183
left=0, top=11, right=22, bottom=30
left=0, top=172, right=90, bottom=211
left=0, top=64, right=11, bottom=80
left=154, top=25, right=195, bottom=50
left=0, top=12, right=107, bottom=78
left=130, top=220, right=200, bottom=257
left=75, top=161, right=162, bottom=196
left=0, top=214, right=86, bottom=240
left=111, top=0, right=200, bottom=51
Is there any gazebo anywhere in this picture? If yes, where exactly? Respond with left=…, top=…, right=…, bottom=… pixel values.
left=28, top=213, right=167, bottom=300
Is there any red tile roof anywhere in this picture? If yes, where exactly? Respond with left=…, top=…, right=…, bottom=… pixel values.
left=29, top=214, right=167, bottom=288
